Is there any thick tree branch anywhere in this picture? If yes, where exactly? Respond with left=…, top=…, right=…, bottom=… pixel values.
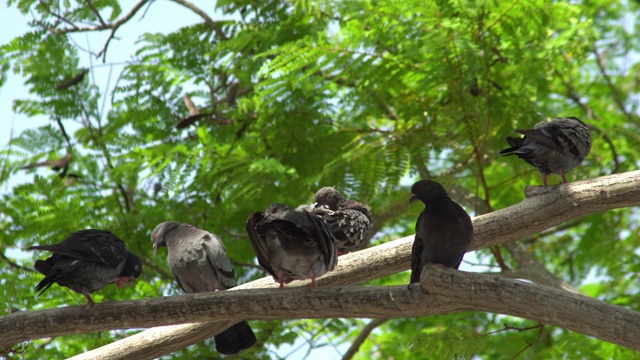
left=2, top=266, right=639, bottom=351
left=18, top=170, right=640, bottom=359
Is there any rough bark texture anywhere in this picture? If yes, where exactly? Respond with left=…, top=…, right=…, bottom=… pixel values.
left=3, top=266, right=640, bottom=351
left=1, top=171, right=638, bottom=359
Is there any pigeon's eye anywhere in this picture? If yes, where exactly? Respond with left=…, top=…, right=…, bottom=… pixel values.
left=270, top=208, right=278, bottom=214
left=153, top=232, right=158, bottom=239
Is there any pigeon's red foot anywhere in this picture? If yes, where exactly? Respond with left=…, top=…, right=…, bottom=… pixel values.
left=310, top=270, right=318, bottom=287
left=82, top=290, right=96, bottom=306
left=278, top=271, right=285, bottom=289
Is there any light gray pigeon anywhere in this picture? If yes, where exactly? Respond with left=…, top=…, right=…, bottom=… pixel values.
left=151, top=221, right=256, bottom=355
left=246, top=203, right=338, bottom=288
left=313, top=187, right=373, bottom=254
left=29, top=229, right=143, bottom=305
left=500, top=116, right=592, bottom=186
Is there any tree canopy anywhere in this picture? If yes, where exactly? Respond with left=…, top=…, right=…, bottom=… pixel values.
left=1, top=0, right=639, bottom=359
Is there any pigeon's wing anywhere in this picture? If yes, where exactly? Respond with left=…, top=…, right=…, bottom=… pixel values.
left=167, top=229, right=234, bottom=293
left=246, top=212, right=277, bottom=278
left=450, top=203, right=474, bottom=268
left=29, top=230, right=127, bottom=268
left=410, top=216, right=425, bottom=284
left=302, top=210, right=337, bottom=270
left=516, top=124, right=567, bottom=153
left=202, top=233, right=236, bottom=290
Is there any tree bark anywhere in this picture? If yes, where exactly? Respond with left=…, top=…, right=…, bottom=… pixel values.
left=2, top=170, right=638, bottom=359
left=3, top=266, right=640, bottom=352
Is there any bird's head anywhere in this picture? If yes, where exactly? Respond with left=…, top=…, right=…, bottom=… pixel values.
left=151, top=221, right=177, bottom=255
left=264, top=203, right=293, bottom=219
left=314, top=187, right=344, bottom=209
left=122, top=252, right=143, bottom=279
left=410, top=180, right=448, bottom=204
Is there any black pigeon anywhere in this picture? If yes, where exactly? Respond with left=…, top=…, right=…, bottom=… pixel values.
left=29, top=230, right=143, bottom=305
left=409, top=180, right=473, bottom=284
left=247, top=203, right=338, bottom=288
left=151, top=221, right=256, bottom=355
left=312, top=187, right=373, bottom=254
left=500, top=117, right=592, bottom=186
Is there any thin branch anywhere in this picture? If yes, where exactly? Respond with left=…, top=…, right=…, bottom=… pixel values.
left=341, top=319, right=387, bottom=360
left=169, top=0, right=228, bottom=40
left=0, top=251, right=34, bottom=272
left=54, top=117, right=73, bottom=150
left=50, top=0, right=150, bottom=35
left=62, top=170, right=640, bottom=359
left=38, top=1, right=79, bottom=30
left=83, top=0, right=106, bottom=26
left=588, top=123, right=621, bottom=173
left=593, top=47, right=638, bottom=126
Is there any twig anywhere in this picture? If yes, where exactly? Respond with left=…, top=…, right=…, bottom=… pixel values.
left=510, top=324, right=545, bottom=359
left=0, top=251, right=35, bottom=272
left=55, top=117, right=73, bottom=150
left=587, top=124, right=620, bottom=173
left=83, top=0, right=106, bottom=26
left=342, top=319, right=387, bottom=360
left=51, top=0, right=150, bottom=35
left=593, top=47, right=638, bottom=126
left=169, top=0, right=228, bottom=40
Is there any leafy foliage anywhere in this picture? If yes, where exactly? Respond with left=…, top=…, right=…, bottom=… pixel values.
left=1, top=0, right=639, bottom=358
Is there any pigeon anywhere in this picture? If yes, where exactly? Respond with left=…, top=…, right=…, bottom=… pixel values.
left=56, top=68, right=89, bottom=90
left=409, top=180, right=473, bottom=284
left=500, top=116, right=592, bottom=186
left=151, top=221, right=256, bottom=355
left=29, top=230, right=143, bottom=305
left=246, top=203, right=338, bottom=288
left=312, top=187, right=373, bottom=253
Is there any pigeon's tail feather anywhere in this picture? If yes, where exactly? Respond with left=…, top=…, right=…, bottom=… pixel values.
left=33, top=258, right=54, bottom=275
left=214, top=321, right=257, bottom=355
left=499, top=137, right=524, bottom=156
left=34, top=276, right=55, bottom=295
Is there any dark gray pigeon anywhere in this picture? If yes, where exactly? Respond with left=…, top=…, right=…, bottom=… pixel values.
left=500, top=116, right=592, bottom=186
left=409, top=180, right=473, bottom=284
left=246, top=203, right=338, bottom=288
left=29, top=229, right=143, bottom=305
left=312, top=187, right=373, bottom=254
left=151, top=221, right=256, bottom=355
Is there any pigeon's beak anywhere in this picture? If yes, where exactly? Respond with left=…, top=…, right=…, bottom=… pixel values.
left=153, top=243, right=158, bottom=256
left=409, top=194, right=417, bottom=204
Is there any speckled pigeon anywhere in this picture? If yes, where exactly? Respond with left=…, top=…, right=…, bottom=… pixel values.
left=29, top=229, right=143, bottom=305
left=500, top=116, right=592, bottom=186
left=246, top=203, right=338, bottom=288
left=151, top=221, right=256, bottom=355
left=312, top=187, right=373, bottom=254
left=409, top=180, right=473, bottom=284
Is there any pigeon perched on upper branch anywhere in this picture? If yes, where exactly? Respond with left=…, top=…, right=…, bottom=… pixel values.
left=500, top=116, right=592, bottom=186
left=246, top=203, right=337, bottom=288
left=29, top=229, right=142, bottom=305
left=409, top=180, right=473, bottom=284
left=151, top=221, right=256, bottom=355
left=312, top=187, right=373, bottom=253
